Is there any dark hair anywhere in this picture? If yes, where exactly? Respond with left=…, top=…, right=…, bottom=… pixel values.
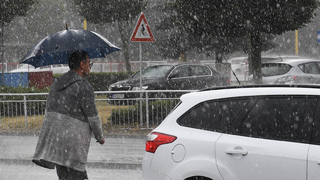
left=68, top=51, right=89, bottom=70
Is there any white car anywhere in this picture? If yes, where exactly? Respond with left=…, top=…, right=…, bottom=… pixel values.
left=142, top=85, right=320, bottom=180
left=10, top=64, right=69, bottom=74
left=262, top=59, right=320, bottom=84
left=227, top=57, right=248, bottom=81
left=228, top=56, right=301, bottom=82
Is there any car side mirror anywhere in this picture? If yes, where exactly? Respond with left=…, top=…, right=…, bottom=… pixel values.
left=169, top=74, right=177, bottom=79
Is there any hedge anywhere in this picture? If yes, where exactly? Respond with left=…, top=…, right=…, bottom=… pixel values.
left=0, top=72, right=132, bottom=117
left=84, top=72, right=131, bottom=91
left=54, top=72, right=132, bottom=91
left=109, top=100, right=180, bottom=127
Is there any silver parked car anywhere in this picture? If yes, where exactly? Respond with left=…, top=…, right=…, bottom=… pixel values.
left=262, top=59, right=320, bottom=84
left=228, top=56, right=293, bottom=81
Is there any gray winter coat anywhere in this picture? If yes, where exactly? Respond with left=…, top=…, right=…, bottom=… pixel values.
left=32, top=71, right=104, bottom=171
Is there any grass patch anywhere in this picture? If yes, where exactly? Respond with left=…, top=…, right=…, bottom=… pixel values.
left=0, top=102, right=152, bottom=135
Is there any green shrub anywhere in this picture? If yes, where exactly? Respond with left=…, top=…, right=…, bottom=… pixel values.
left=55, top=72, right=132, bottom=91
left=0, top=86, right=49, bottom=100
left=85, top=72, right=131, bottom=91
left=0, top=85, right=48, bottom=117
left=109, top=100, right=179, bottom=127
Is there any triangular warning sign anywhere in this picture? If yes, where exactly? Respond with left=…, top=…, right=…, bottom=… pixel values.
left=130, top=12, right=155, bottom=42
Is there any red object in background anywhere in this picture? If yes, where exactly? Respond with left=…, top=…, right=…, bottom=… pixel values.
left=28, top=71, right=53, bottom=89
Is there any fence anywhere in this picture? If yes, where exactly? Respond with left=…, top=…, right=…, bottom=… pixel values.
left=0, top=90, right=196, bottom=131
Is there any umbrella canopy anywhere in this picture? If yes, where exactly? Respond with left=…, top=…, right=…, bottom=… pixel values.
left=21, top=29, right=120, bottom=68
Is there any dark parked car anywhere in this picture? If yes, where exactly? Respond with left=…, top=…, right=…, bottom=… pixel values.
left=108, top=63, right=230, bottom=100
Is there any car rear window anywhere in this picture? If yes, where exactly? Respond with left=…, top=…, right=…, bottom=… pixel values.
left=261, top=63, right=292, bottom=76
left=177, top=98, right=250, bottom=132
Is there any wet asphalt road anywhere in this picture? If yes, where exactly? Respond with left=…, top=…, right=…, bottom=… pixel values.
left=0, top=134, right=146, bottom=180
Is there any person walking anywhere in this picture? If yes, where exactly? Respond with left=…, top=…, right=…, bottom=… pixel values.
left=32, top=50, right=105, bottom=180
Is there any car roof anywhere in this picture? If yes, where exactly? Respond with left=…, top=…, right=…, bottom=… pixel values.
left=180, top=84, right=320, bottom=103
left=262, top=58, right=320, bottom=65
left=147, top=63, right=212, bottom=68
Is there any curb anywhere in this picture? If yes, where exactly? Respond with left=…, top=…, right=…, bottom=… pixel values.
left=0, top=159, right=142, bottom=170
left=0, top=132, right=147, bottom=139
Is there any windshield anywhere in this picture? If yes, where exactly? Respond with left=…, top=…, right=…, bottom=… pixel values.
left=261, top=63, right=292, bottom=76
left=133, top=65, right=174, bottom=78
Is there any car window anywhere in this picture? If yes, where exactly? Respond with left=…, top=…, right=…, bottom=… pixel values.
left=298, top=62, right=320, bottom=74
left=261, top=63, right=292, bottom=76
left=170, top=66, right=190, bottom=78
left=241, top=96, right=316, bottom=143
left=191, top=65, right=211, bottom=76
left=133, top=65, right=173, bottom=78
left=177, top=98, right=250, bottom=132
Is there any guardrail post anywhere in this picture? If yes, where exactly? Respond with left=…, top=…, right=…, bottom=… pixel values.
left=23, top=95, right=28, bottom=128
left=139, top=92, right=143, bottom=127
left=145, top=92, right=149, bottom=128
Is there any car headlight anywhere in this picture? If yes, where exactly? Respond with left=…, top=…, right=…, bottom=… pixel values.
left=108, top=85, right=115, bottom=91
left=132, top=86, right=148, bottom=90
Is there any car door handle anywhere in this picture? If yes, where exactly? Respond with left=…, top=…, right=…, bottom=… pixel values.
left=225, top=148, right=248, bottom=156
left=317, top=160, right=320, bottom=165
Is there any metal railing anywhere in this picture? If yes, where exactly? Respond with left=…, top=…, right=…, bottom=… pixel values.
left=0, top=90, right=196, bottom=130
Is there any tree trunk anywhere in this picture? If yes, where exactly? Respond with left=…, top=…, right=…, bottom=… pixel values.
left=249, top=30, right=262, bottom=84
left=215, top=48, right=223, bottom=63
left=118, top=21, right=132, bottom=74
left=247, top=32, right=253, bottom=76
left=179, top=52, right=187, bottom=62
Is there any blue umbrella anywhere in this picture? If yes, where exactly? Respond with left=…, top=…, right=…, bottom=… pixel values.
left=21, top=29, right=120, bottom=68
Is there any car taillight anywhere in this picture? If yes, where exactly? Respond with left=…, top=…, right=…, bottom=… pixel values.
left=276, top=76, right=297, bottom=84
left=145, top=132, right=177, bottom=153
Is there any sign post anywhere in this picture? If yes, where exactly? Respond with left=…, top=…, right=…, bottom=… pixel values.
left=130, top=12, right=155, bottom=128
left=130, top=12, right=155, bottom=89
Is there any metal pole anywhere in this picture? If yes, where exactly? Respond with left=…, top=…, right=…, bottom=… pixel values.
left=295, top=30, right=298, bottom=55
left=1, top=20, right=4, bottom=85
left=146, top=91, right=149, bottom=128
left=1, top=0, right=4, bottom=85
left=23, top=95, right=28, bottom=128
left=139, top=42, right=143, bottom=127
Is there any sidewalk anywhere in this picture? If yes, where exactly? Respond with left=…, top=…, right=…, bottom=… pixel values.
left=0, top=133, right=146, bottom=169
